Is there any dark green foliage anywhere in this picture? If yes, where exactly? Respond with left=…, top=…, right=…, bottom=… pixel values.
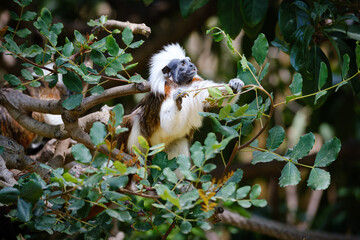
left=0, top=0, right=353, bottom=238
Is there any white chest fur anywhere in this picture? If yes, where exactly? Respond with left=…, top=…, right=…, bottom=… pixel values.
left=149, top=87, right=204, bottom=146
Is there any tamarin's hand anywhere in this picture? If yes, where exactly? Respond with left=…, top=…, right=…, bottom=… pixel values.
left=229, top=78, right=244, bottom=93
left=173, top=88, right=188, bottom=111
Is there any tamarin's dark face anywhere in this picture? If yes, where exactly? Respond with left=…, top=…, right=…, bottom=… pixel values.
left=162, top=57, right=197, bottom=85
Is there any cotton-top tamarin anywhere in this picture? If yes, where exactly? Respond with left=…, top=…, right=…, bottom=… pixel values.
left=118, top=43, right=244, bottom=159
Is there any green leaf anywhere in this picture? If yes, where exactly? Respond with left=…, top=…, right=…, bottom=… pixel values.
left=122, top=27, right=133, bottom=46
left=83, top=74, right=101, bottom=84
left=50, top=23, right=63, bottom=36
left=251, top=33, right=268, bottom=66
left=90, top=85, right=104, bottom=95
left=125, top=63, right=139, bottom=70
left=62, top=94, right=83, bottom=110
left=237, top=61, right=258, bottom=85
left=240, top=0, right=269, bottom=27
left=179, top=189, right=199, bottom=206
left=35, top=215, right=57, bottom=233
left=192, top=150, right=205, bottom=167
left=29, top=81, right=41, bottom=87
left=234, top=104, right=249, bottom=117
left=114, top=161, right=127, bottom=174
left=163, top=168, right=178, bottom=184
left=21, top=69, right=34, bottom=81
left=4, top=74, right=21, bottom=86
left=279, top=162, right=301, bottom=187
left=259, top=62, right=269, bottom=81
left=62, top=72, right=83, bottom=92
left=129, top=40, right=144, bottom=49
left=106, top=35, right=120, bottom=56
left=68, top=198, right=85, bottom=211
left=48, top=31, right=58, bottom=46
left=63, top=172, right=81, bottom=183
left=240, top=55, right=248, bottom=71
left=63, top=42, right=74, bottom=57
left=159, top=188, right=180, bottom=208
left=219, top=104, right=231, bottom=120
left=90, top=122, right=106, bottom=146
left=23, top=44, right=43, bottom=57
left=307, top=168, right=330, bottom=190
left=71, top=144, right=92, bottom=163
left=33, top=17, right=49, bottom=36
left=180, top=221, right=192, bottom=234
left=314, top=91, right=327, bottom=105
left=226, top=169, right=243, bottom=184
left=106, top=209, right=132, bottom=222
left=129, top=74, right=145, bottom=83
left=208, top=87, right=223, bottom=98
left=288, top=133, right=315, bottom=160
left=216, top=182, right=236, bottom=199
left=74, top=30, right=85, bottom=44
left=20, top=180, right=43, bottom=204
left=22, top=11, right=37, bottom=21
left=279, top=1, right=309, bottom=42
left=217, top=0, right=243, bottom=39
left=210, top=117, right=238, bottom=138
left=137, top=136, right=149, bottom=150
left=266, top=125, right=285, bottom=151
left=289, top=73, right=303, bottom=95
left=90, top=49, right=106, bottom=66
left=84, top=173, right=103, bottom=187
left=10, top=11, right=19, bottom=20
left=203, top=163, right=216, bottom=173
left=87, top=19, right=101, bottom=27
left=236, top=186, right=251, bottom=199
left=132, top=222, right=152, bottom=232
left=0, top=187, right=20, bottom=204
left=112, top=103, right=124, bottom=127
left=4, top=35, right=21, bottom=54
left=17, top=198, right=32, bottom=222
left=314, top=137, right=341, bottom=167
left=16, top=28, right=31, bottom=38
left=40, top=8, right=52, bottom=26
left=106, top=175, right=128, bottom=190
left=252, top=151, right=283, bottom=164
left=318, top=62, right=328, bottom=90
left=177, top=155, right=191, bottom=171
left=356, top=41, right=360, bottom=70
left=238, top=200, right=251, bottom=208
left=249, top=184, right=261, bottom=199
left=179, top=0, right=209, bottom=18
left=250, top=199, right=267, bottom=207
left=342, top=54, right=350, bottom=78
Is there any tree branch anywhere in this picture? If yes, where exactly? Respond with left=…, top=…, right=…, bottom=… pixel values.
left=93, top=20, right=151, bottom=38
left=220, top=209, right=360, bottom=240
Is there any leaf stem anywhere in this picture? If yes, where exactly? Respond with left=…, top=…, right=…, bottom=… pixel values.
left=274, top=70, right=360, bottom=107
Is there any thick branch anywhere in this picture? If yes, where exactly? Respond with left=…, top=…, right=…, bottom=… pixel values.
left=94, top=20, right=151, bottom=38
left=3, top=100, right=68, bottom=139
left=0, top=155, right=17, bottom=187
left=0, top=88, right=62, bottom=114
left=220, top=209, right=359, bottom=240
left=0, top=135, right=49, bottom=177
left=81, top=82, right=150, bottom=112
left=62, top=110, right=132, bottom=161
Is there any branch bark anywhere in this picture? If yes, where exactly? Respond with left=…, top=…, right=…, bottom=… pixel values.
left=220, top=209, right=360, bottom=240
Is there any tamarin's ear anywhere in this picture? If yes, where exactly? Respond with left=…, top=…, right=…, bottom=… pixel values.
left=162, top=65, right=171, bottom=74
left=162, top=65, right=172, bottom=78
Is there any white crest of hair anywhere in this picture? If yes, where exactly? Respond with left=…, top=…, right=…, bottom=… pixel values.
left=149, top=43, right=187, bottom=96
